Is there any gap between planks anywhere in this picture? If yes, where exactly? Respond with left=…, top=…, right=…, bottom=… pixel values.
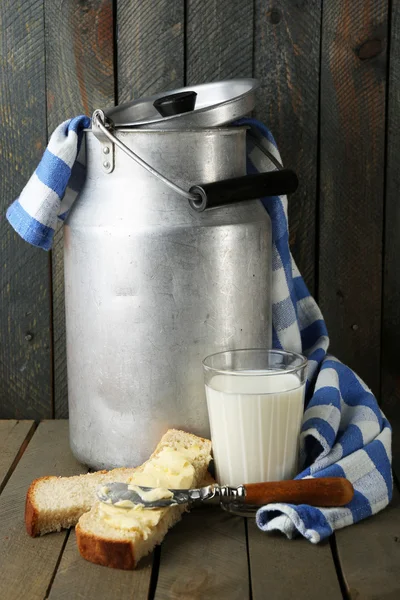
left=0, top=421, right=87, bottom=600
left=154, top=506, right=249, bottom=599
left=333, top=479, right=400, bottom=600
left=247, top=519, right=342, bottom=600
left=0, top=420, right=37, bottom=496
left=46, top=529, right=154, bottom=600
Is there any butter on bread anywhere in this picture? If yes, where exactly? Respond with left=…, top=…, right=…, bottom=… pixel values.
left=25, top=429, right=212, bottom=569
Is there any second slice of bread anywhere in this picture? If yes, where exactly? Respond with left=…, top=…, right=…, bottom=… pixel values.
left=76, top=429, right=212, bottom=569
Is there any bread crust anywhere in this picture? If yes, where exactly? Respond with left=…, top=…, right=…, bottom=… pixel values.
left=76, top=523, right=137, bottom=570
left=25, top=476, right=52, bottom=537
left=25, top=471, right=111, bottom=537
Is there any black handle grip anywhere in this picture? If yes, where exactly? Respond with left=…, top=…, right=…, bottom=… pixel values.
left=153, top=91, right=197, bottom=117
left=188, top=169, right=298, bottom=212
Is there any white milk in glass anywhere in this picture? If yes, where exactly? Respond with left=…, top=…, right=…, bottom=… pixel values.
left=206, top=372, right=305, bottom=486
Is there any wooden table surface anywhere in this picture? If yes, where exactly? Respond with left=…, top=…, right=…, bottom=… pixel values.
left=1, top=420, right=399, bottom=600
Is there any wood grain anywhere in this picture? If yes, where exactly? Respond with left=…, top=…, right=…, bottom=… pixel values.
left=155, top=508, right=249, bottom=599
left=381, top=0, right=400, bottom=476
left=44, top=0, right=115, bottom=417
left=186, top=0, right=253, bottom=84
left=247, top=520, right=341, bottom=599
left=0, top=0, right=52, bottom=419
left=48, top=530, right=153, bottom=600
left=0, top=421, right=86, bottom=600
left=334, top=482, right=400, bottom=599
left=117, top=0, right=184, bottom=103
left=0, top=420, right=35, bottom=493
left=319, top=0, right=388, bottom=395
left=253, top=1, right=321, bottom=294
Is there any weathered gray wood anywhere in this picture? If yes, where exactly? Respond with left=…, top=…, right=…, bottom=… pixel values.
left=186, top=0, right=253, bottom=84
left=44, top=0, right=115, bottom=417
left=0, top=420, right=35, bottom=493
left=319, top=1, right=388, bottom=395
left=253, top=1, right=321, bottom=294
left=155, top=507, right=248, bottom=599
left=247, top=520, right=341, bottom=599
left=381, top=0, right=400, bottom=475
left=117, top=0, right=184, bottom=103
left=48, top=530, right=153, bottom=600
left=335, top=483, right=400, bottom=599
left=0, top=0, right=52, bottom=419
left=0, top=421, right=86, bottom=600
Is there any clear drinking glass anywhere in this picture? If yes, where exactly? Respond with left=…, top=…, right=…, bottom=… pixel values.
left=203, top=349, right=307, bottom=515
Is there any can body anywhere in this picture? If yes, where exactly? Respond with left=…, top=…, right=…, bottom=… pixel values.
left=65, top=128, right=272, bottom=469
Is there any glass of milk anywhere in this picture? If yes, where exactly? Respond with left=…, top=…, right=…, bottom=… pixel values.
left=203, top=349, right=307, bottom=514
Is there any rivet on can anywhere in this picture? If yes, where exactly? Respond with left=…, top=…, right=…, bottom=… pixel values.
left=103, top=161, right=110, bottom=169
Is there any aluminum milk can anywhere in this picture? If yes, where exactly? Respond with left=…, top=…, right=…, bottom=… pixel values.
left=64, top=79, right=298, bottom=469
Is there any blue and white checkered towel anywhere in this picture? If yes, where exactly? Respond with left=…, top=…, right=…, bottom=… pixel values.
left=6, top=115, right=392, bottom=543
left=6, top=116, right=90, bottom=250
left=242, top=118, right=392, bottom=543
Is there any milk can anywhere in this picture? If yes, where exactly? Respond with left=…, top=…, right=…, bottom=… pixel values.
left=64, top=79, right=298, bottom=469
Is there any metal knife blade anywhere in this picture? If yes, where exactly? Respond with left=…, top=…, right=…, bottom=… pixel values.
left=97, top=482, right=220, bottom=508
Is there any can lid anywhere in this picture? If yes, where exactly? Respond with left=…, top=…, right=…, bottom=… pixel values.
left=104, top=78, right=259, bottom=129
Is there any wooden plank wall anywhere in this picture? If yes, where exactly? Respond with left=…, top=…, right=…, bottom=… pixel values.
left=319, top=0, right=388, bottom=395
left=0, top=0, right=52, bottom=419
left=0, top=0, right=399, bottom=447
left=382, top=0, right=400, bottom=476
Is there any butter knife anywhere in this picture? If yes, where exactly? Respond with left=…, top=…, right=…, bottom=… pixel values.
left=96, top=477, right=354, bottom=509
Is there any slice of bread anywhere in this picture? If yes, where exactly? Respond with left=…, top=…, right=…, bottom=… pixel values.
left=76, top=500, right=189, bottom=570
left=76, top=429, right=212, bottom=569
left=25, top=429, right=212, bottom=569
left=25, top=467, right=135, bottom=537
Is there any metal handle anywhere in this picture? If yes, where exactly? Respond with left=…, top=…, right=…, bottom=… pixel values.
left=91, top=109, right=298, bottom=209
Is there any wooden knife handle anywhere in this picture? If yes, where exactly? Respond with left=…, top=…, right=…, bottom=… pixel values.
left=243, top=477, right=354, bottom=507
